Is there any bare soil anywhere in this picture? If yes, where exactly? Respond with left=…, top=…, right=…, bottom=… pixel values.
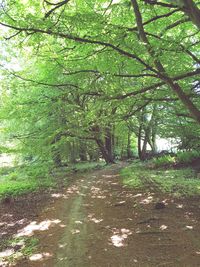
left=1, top=163, right=200, bottom=266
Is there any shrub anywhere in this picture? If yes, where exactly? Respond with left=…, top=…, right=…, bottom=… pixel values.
left=153, top=155, right=175, bottom=167
left=177, top=150, right=200, bottom=164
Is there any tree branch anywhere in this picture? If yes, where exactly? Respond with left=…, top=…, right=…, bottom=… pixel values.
left=114, top=68, right=200, bottom=99
left=0, top=21, right=158, bottom=74
left=1, top=65, right=79, bottom=89
left=44, top=0, right=70, bottom=18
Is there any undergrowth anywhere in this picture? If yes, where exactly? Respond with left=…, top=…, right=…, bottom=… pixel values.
left=121, top=163, right=200, bottom=197
left=0, top=161, right=104, bottom=200
left=152, top=150, right=200, bottom=167
left=0, top=237, right=39, bottom=265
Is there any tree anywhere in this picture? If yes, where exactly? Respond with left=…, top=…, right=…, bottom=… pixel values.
left=0, top=0, right=199, bottom=169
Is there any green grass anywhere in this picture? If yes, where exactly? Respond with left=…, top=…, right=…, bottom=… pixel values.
left=121, top=165, right=143, bottom=189
left=152, top=150, right=200, bottom=168
left=0, top=164, right=55, bottom=199
left=0, top=161, right=105, bottom=199
left=0, top=237, right=39, bottom=264
left=152, top=155, right=176, bottom=167
left=0, top=179, right=54, bottom=199
left=121, top=162, right=200, bottom=197
left=68, top=161, right=105, bottom=172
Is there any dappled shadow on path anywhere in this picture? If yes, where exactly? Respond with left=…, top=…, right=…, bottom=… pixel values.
left=16, top=219, right=62, bottom=237
left=2, top=164, right=200, bottom=266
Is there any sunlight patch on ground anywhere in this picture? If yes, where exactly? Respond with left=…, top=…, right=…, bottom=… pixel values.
left=51, top=193, right=68, bottom=199
left=140, top=196, right=153, bottom=205
left=0, top=249, right=15, bottom=267
left=60, top=224, right=67, bottom=228
left=82, top=203, right=93, bottom=207
left=185, top=225, right=193, bottom=230
left=176, top=204, right=183, bottom=209
left=90, top=186, right=106, bottom=199
left=160, top=225, right=168, bottom=230
left=109, top=228, right=132, bottom=247
left=71, top=229, right=80, bottom=234
left=29, top=252, right=52, bottom=261
left=51, top=185, right=80, bottom=199
left=0, top=260, right=7, bottom=267
left=66, top=185, right=80, bottom=195
left=75, top=220, right=83, bottom=224
left=58, top=256, right=68, bottom=262
left=59, top=243, right=67, bottom=248
left=0, top=249, right=15, bottom=258
left=95, top=195, right=106, bottom=199
left=120, top=192, right=134, bottom=198
left=88, top=213, right=103, bottom=224
left=16, top=219, right=61, bottom=237
left=91, top=186, right=101, bottom=194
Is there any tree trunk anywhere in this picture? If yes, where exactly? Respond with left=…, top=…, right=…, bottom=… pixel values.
left=138, top=125, right=143, bottom=160
left=127, top=130, right=132, bottom=159
left=165, top=80, right=200, bottom=123
left=95, top=138, right=115, bottom=164
left=69, top=141, right=76, bottom=164
left=112, top=125, right=115, bottom=159
left=179, top=0, right=200, bottom=29
left=105, top=126, right=114, bottom=162
left=51, top=134, right=62, bottom=167
left=131, top=0, right=200, bottom=124
left=79, top=142, right=87, bottom=161
left=53, top=151, right=62, bottom=167
left=141, top=131, right=148, bottom=161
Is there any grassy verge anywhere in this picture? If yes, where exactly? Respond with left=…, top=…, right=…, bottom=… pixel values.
left=68, top=161, right=105, bottom=172
left=0, top=165, right=55, bottom=200
left=121, top=162, right=200, bottom=197
left=0, top=161, right=105, bottom=200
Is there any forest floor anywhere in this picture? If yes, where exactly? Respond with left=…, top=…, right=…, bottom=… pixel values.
left=1, top=162, right=200, bottom=266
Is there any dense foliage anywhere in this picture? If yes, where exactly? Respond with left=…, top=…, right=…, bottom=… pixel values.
left=0, top=0, right=199, bottom=170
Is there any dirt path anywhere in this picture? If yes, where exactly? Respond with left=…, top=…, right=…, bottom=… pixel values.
left=3, top=163, right=200, bottom=266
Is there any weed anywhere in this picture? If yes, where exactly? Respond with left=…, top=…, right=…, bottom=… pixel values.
left=153, top=155, right=175, bottom=167
left=0, top=237, right=39, bottom=265
left=121, top=163, right=200, bottom=196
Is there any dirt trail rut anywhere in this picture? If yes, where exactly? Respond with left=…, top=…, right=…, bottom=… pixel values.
left=15, top=164, right=200, bottom=266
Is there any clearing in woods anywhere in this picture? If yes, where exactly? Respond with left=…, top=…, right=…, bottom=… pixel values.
left=1, top=163, right=200, bottom=267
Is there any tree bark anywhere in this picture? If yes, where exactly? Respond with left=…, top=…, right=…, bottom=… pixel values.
left=127, top=129, right=132, bottom=159
left=95, top=138, right=115, bottom=164
left=131, top=0, right=200, bottom=124
left=177, top=0, right=200, bottom=29
left=138, top=124, right=143, bottom=160
left=141, top=132, right=148, bottom=161
left=69, top=141, right=77, bottom=164
left=51, top=134, right=62, bottom=167
left=91, top=124, right=114, bottom=164
left=79, top=142, right=87, bottom=161
left=105, top=126, right=114, bottom=162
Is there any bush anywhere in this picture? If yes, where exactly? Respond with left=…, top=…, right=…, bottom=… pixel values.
left=177, top=150, right=200, bottom=164
left=153, top=155, right=175, bottom=167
